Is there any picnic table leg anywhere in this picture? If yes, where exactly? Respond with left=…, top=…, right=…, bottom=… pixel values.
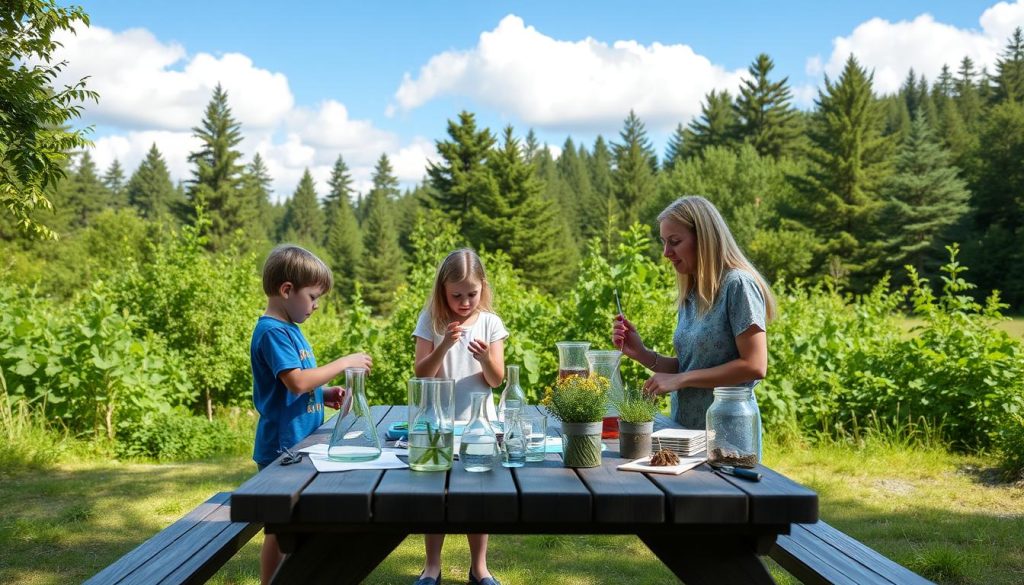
left=638, top=532, right=777, bottom=585
left=270, top=531, right=407, bottom=585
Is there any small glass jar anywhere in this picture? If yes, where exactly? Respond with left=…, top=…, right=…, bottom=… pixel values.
left=706, top=386, right=759, bottom=469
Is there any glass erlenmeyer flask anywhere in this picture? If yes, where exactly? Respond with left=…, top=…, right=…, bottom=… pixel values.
left=587, top=349, right=623, bottom=439
left=327, top=367, right=382, bottom=461
left=556, top=341, right=591, bottom=380
left=459, top=392, right=499, bottom=472
left=497, top=364, right=526, bottom=428
left=408, top=378, right=454, bottom=471
left=501, top=404, right=526, bottom=468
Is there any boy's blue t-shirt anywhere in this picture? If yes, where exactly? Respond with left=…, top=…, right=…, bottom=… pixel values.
left=250, top=315, right=324, bottom=465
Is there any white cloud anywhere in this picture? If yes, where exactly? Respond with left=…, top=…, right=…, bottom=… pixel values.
left=53, top=26, right=293, bottom=131
left=56, top=24, right=432, bottom=203
left=815, top=1, right=1024, bottom=94
left=391, top=14, right=746, bottom=131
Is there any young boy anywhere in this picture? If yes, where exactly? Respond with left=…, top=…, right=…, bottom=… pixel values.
left=251, top=244, right=372, bottom=584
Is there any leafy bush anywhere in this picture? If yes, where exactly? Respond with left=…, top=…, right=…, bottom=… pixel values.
left=115, top=411, right=239, bottom=461
left=996, top=415, right=1024, bottom=480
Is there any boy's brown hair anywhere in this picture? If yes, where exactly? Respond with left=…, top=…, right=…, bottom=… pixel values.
left=262, top=244, right=334, bottom=296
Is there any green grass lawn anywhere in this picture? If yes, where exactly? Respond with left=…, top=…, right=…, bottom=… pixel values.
left=0, top=441, right=1021, bottom=585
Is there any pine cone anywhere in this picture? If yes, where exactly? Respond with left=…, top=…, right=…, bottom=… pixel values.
left=650, top=449, right=679, bottom=466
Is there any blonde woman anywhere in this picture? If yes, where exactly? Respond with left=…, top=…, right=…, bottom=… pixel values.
left=612, top=196, right=776, bottom=434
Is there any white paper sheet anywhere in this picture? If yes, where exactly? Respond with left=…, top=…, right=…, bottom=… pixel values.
left=617, top=455, right=706, bottom=475
left=297, top=444, right=409, bottom=472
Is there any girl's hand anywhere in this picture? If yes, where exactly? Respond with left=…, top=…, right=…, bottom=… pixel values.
left=643, top=373, right=681, bottom=397
left=323, top=385, right=349, bottom=410
left=442, top=322, right=463, bottom=348
left=612, top=315, right=646, bottom=361
left=467, top=338, right=488, bottom=361
left=343, top=352, right=373, bottom=373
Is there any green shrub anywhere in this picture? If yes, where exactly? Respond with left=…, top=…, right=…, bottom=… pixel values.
left=116, top=411, right=238, bottom=461
left=997, top=414, right=1024, bottom=480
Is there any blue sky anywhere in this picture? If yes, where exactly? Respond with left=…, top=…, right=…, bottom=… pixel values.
left=60, top=1, right=1024, bottom=199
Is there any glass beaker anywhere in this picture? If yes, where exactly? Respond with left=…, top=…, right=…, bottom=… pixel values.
left=497, top=364, right=526, bottom=428
left=408, top=378, right=454, bottom=471
left=706, top=387, right=759, bottom=468
left=327, top=367, right=382, bottom=461
left=501, top=404, right=526, bottom=468
left=587, top=349, right=623, bottom=439
left=459, top=392, right=500, bottom=472
left=556, top=341, right=591, bottom=380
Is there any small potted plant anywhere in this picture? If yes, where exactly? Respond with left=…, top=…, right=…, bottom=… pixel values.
left=615, top=388, right=659, bottom=460
left=542, top=374, right=608, bottom=468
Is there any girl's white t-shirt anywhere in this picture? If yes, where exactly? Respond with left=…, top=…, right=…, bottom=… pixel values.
left=412, top=309, right=509, bottom=420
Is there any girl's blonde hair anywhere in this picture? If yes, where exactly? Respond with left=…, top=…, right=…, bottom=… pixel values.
left=426, top=248, right=494, bottom=334
left=657, top=196, right=776, bottom=321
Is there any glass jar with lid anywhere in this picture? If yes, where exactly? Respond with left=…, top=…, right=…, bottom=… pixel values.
left=705, top=386, right=760, bottom=468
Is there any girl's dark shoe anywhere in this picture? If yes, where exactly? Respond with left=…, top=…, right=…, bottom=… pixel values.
left=414, top=572, right=442, bottom=585
left=467, top=570, right=501, bottom=585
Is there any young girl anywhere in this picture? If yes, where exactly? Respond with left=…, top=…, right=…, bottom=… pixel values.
left=412, top=248, right=507, bottom=585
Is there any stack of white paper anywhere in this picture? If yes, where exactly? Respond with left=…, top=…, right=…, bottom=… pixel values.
left=651, top=428, right=706, bottom=456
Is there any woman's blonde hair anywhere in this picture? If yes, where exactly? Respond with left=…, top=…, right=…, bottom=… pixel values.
left=426, top=248, right=494, bottom=334
left=657, top=196, right=776, bottom=321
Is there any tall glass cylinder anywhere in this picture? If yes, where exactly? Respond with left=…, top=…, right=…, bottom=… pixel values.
left=587, top=349, right=623, bottom=439
left=327, top=368, right=382, bottom=461
left=459, top=392, right=499, bottom=472
left=497, top=364, right=526, bottom=427
left=556, top=341, right=591, bottom=380
left=408, top=378, right=454, bottom=471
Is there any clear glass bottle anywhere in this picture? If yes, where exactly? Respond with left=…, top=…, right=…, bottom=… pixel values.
left=706, top=386, right=759, bottom=469
left=497, top=364, right=526, bottom=428
left=327, top=368, right=382, bottom=461
left=408, top=378, right=454, bottom=471
left=459, top=392, right=500, bottom=472
left=501, top=404, right=526, bottom=468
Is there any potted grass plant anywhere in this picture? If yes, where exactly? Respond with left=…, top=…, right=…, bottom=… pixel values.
left=542, top=374, right=608, bottom=468
left=615, top=387, right=659, bottom=459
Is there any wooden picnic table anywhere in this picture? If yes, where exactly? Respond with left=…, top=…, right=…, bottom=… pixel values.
left=231, top=405, right=818, bottom=584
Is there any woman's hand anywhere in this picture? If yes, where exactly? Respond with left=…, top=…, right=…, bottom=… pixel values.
left=612, top=315, right=647, bottom=361
left=643, top=373, right=682, bottom=397
left=467, top=338, right=489, bottom=361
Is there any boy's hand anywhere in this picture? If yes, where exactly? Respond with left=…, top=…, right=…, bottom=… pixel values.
left=344, top=352, right=373, bottom=373
left=323, top=385, right=349, bottom=410
left=467, top=338, right=488, bottom=361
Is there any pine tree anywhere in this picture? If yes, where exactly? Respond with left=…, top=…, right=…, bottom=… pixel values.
left=102, top=159, right=127, bottom=208
left=361, top=155, right=405, bottom=314
left=969, top=100, right=1024, bottom=308
left=685, top=90, right=739, bottom=158
left=931, top=66, right=976, bottom=177
left=663, top=123, right=688, bottom=172
left=734, top=53, right=802, bottom=159
left=240, top=153, right=275, bottom=241
left=426, top=111, right=496, bottom=219
left=322, top=155, right=363, bottom=296
left=280, top=169, right=325, bottom=246
left=523, top=129, right=541, bottom=165
left=186, top=84, right=256, bottom=248
left=611, top=110, right=658, bottom=228
left=467, top=126, right=577, bottom=290
left=880, top=114, right=970, bottom=279
left=127, top=144, right=179, bottom=220
left=955, top=57, right=984, bottom=132
left=556, top=136, right=594, bottom=239
left=589, top=135, right=620, bottom=254
left=993, top=27, right=1024, bottom=105
left=56, top=151, right=108, bottom=229
left=793, top=56, right=892, bottom=283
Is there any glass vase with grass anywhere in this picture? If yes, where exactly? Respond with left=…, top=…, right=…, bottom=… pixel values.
left=408, top=378, right=454, bottom=471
